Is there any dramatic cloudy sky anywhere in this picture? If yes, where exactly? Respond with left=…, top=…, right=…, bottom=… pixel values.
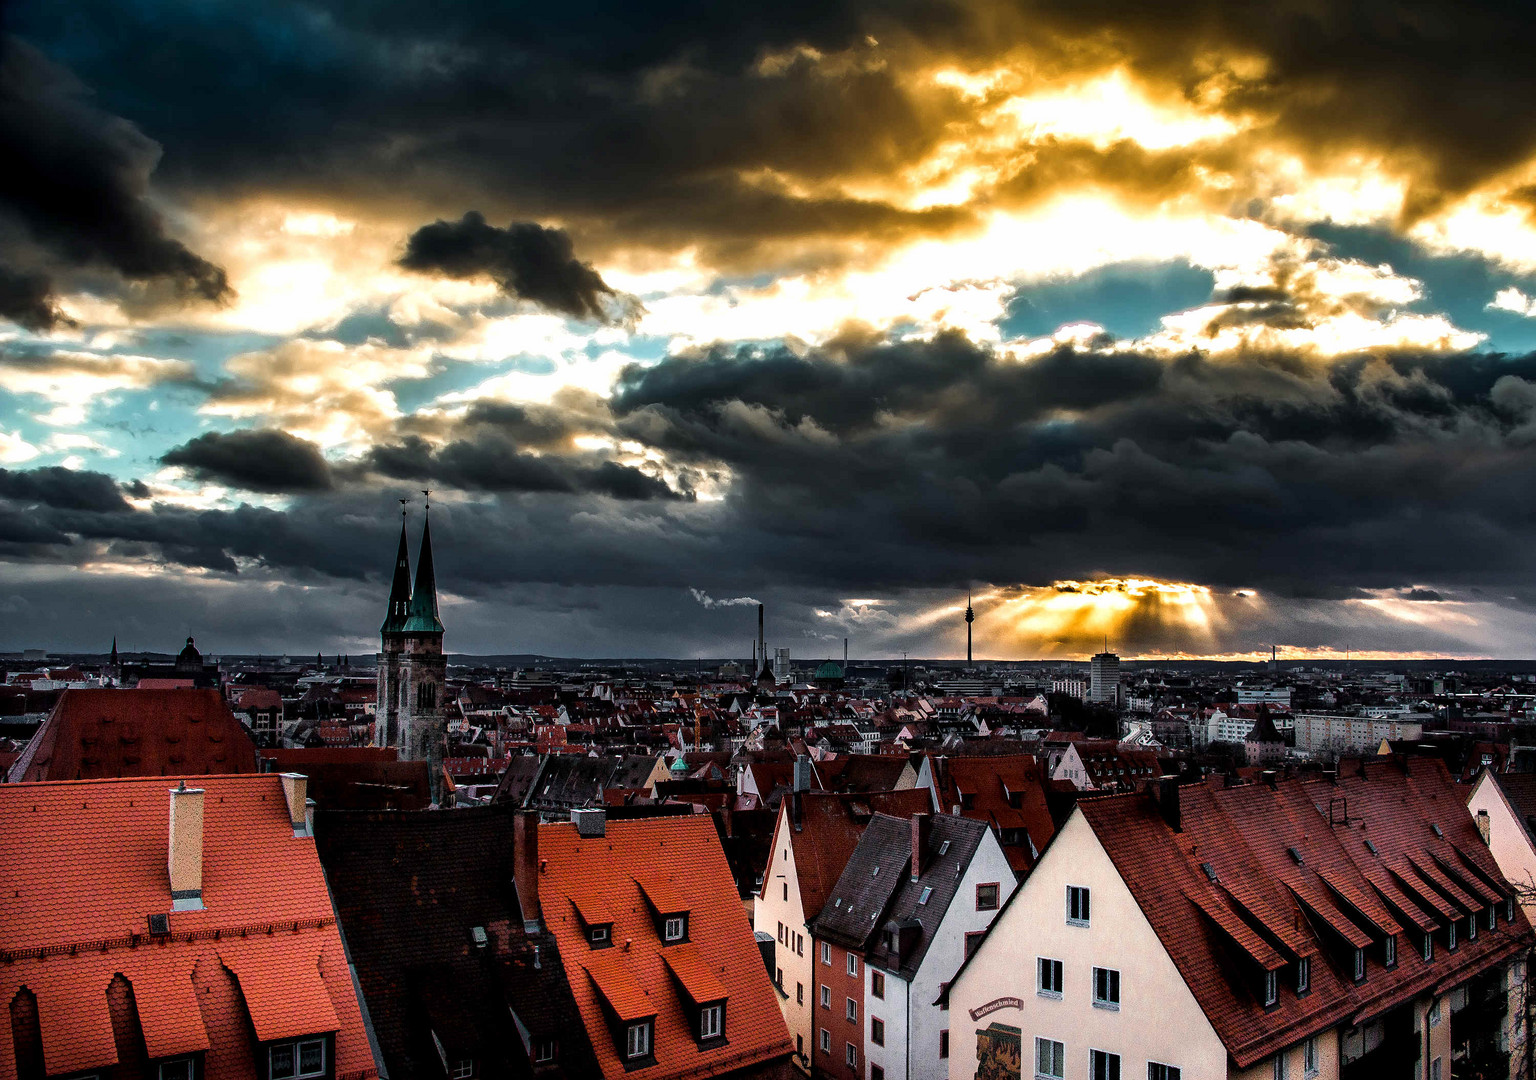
left=7, top=0, right=1536, bottom=660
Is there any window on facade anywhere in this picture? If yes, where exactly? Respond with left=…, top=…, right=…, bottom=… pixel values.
left=626, top=1022, right=652, bottom=1060
left=965, top=931, right=985, bottom=959
left=783, top=882, right=789, bottom=901
left=820, top=1029, right=831, bottom=1054
left=777, top=967, right=784, bottom=989
left=1092, top=967, right=1120, bottom=1009
left=158, top=1059, right=194, bottom=1080
left=700, top=1004, right=724, bottom=1041
left=872, top=1018, right=885, bottom=1047
left=940, top=1030, right=949, bottom=1059
left=846, top=1044, right=858, bottom=1068
left=1429, top=1000, right=1441, bottom=1028
left=1297, top=957, right=1310, bottom=994
left=1431, top=1058, right=1442, bottom=1080
left=1271, top=1054, right=1284, bottom=1080
left=847, top=953, right=859, bottom=977
left=846, top=998, right=857, bottom=1022
left=1036, top=1039, right=1065, bottom=1080
left=1147, top=1064, right=1181, bottom=1080
left=1067, top=886, right=1091, bottom=925
left=534, top=1041, right=557, bottom=1064
left=1090, top=1049, right=1121, bottom=1080
left=976, top=883, right=999, bottom=911
left=417, top=682, right=437, bottom=710
left=270, top=1038, right=326, bottom=1080
left=664, top=916, right=686, bottom=943
left=1038, top=957, right=1063, bottom=997
left=872, top=971, right=885, bottom=999
left=821, top=985, right=831, bottom=1008
left=1264, top=969, right=1279, bottom=1006
left=1303, top=1037, right=1318, bottom=1078
left=822, top=942, right=832, bottom=965
left=450, top=1061, right=475, bottom=1079
left=797, top=933, right=805, bottom=956
left=872, top=1067, right=885, bottom=1080
left=797, top=983, right=804, bottom=1005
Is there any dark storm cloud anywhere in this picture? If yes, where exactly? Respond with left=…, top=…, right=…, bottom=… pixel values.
left=0, top=36, right=230, bottom=321
left=366, top=433, right=687, bottom=501
left=0, top=465, right=130, bottom=512
left=399, top=213, right=638, bottom=323
left=161, top=430, right=335, bottom=493
left=0, top=265, right=71, bottom=330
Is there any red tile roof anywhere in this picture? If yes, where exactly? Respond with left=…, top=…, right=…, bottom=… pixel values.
left=776, top=790, right=933, bottom=921
left=928, top=754, right=1056, bottom=872
left=8, top=688, right=259, bottom=782
left=541, top=816, right=791, bottom=1080
left=1078, top=759, right=1529, bottom=1068
left=0, top=774, right=375, bottom=1080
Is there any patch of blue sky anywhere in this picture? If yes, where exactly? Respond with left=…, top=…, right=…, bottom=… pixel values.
left=996, top=260, right=1216, bottom=343
left=1306, top=223, right=1536, bottom=354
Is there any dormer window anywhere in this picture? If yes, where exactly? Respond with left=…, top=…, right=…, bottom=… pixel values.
left=158, top=1058, right=195, bottom=1080
left=1296, top=957, right=1310, bottom=994
left=1353, top=948, right=1366, bottom=982
left=664, top=916, right=688, bottom=943
left=1263, top=969, right=1278, bottom=1007
left=534, top=1041, right=558, bottom=1065
left=1447, top=921, right=1457, bottom=951
left=450, top=1061, right=476, bottom=1079
left=626, top=1021, right=653, bottom=1060
left=1384, top=935, right=1397, bottom=968
left=269, top=1038, right=326, bottom=1080
left=1468, top=915, right=1477, bottom=941
left=700, top=1003, right=724, bottom=1041
left=1422, top=933, right=1434, bottom=962
left=590, top=924, right=612, bottom=947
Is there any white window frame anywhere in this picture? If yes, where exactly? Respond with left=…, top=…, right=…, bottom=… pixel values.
left=626, top=1021, right=652, bottom=1060
left=819, top=1028, right=831, bottom=1054
left=158, top=1059, right=194, bottom=1080
left=1423, top=934, right=1434, bottom=962
left=1385, top=935, right=1397, bottom=966
left=1447, top=921, right=1457, bottom=951
left=821, top=941, right=832, bottom=965
left=450, top=1060, right=475, bottom=1080
left=1090, top=1048, right=1121, bottom=1080
left=847, top=953, right=859, bottom=977
left=1036, top=1038, right=1065, bottom=1080
left=1297, top=956, right=1310, bottom=994
left=269, top=1038, right=326, bottom=1080
left=534, top=1040, right=557, bottom=1064
left=846, top=1043, right=858, bottom=1068
left=821, top=984, right=831, bottom=1008
left=1264, top=969, right=1279, bottom=1007
left=664, top=916, right=686, bottom=943
left=846, top=997, right=858, bottom=1022
left=1038, top=956, right=1064, bottom=998
left=1092, top=966, right=1120, bottom=1010
left=590, top=925, right=610, bottom=945
left=1067, top=885, right=1091, bottom=926
left=700, top=1003, right=723, bottom=1041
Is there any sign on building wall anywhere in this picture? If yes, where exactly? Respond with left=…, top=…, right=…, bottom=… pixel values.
left=976, top=1024, right=1021, bottom=1080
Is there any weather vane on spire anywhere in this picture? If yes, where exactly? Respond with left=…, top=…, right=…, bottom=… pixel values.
left=421, top=489, right=432, bottom=512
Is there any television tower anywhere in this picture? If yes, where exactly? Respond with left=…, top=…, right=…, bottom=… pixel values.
left=965, top=592, right=975, bottom=666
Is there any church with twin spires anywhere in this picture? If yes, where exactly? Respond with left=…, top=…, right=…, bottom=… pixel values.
left=375, top=508, right=447, bottom=804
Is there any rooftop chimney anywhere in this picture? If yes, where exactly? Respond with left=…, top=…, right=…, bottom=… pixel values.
left=280, top=773, right=308, bottom=837
left=513, top=810, right=543, bottom=932
left=1261, top=770, right=1278, bottom=788
left=793, top=754, right=812, bottom=793
left=910, top=813, right=932, bottom=880
left=572, top=806, right=606, bottom=838
left=168, top=781, right=205, bottom=911
left=1153, top=775, right=1181, bottom=833
left=1477, top=809, right=1491, bottom=846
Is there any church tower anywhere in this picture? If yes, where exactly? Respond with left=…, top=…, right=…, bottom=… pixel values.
left=375, top=502, right=448, bottom=804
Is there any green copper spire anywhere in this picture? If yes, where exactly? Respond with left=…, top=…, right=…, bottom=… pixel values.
left=380, top=518, right=413, bottom=635
left=403, top=512, right=445, bottom=634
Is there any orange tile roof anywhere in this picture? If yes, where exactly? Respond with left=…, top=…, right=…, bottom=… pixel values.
left=541, top=816, right=791, bottom=1080
left=660, top=944, right=727, bottom=1005
left=0, top=774, right=375, bottom=1080
left=1078, top=759, right=1529, bottom=1068
left=8, top=688, right=259, bottom=782
left=223, top=939, right=343, bottom=1042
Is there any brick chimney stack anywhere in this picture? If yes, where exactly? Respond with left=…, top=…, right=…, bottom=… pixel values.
left=280, top=773, right=309, bottom=836
left=513, top=810, right=542, bottom=932
left=168, top=781, right=205, bottom=911
left=911, top=812, right=932, bottom=880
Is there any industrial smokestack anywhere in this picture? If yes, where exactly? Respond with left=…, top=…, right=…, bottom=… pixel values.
left=758, top=604, right=766, bottom=671
left=844, top=638, right=848, bottom=668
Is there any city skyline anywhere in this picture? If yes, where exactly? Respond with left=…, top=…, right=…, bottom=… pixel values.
left=9, top=3, right=1536, bottom=657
